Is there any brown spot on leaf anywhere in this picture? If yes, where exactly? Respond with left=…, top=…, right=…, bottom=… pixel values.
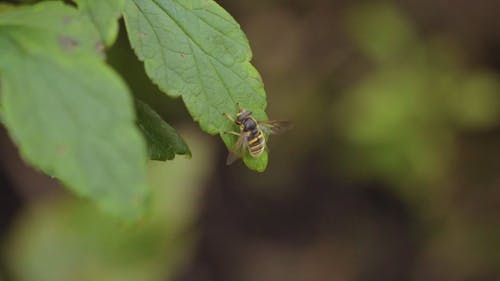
left=58, top=36, right=79, bottom=51
left=180, top=53, right=185, bottom=59
left=63, top=17, right=72, bottom=25
left=139, top=32, right=147, bottom=39
left=56, top=145, right=67, bottom=156
left=95, top=42, right=105, bottom=54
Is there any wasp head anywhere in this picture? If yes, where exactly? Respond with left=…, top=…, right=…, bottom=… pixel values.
left=236, top=109, right=252, bottom=124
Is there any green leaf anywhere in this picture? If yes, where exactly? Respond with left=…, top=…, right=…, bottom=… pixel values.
left=135, top=99, right=190, bottom=160
left=0, top=2, right=149, bottom=219
left=445, top=73, right=500, bottom=129
left=123, top=0, right=269, bottom=171
left=0, top=1, right=104, bottom=58
left=74, top=0, right=125, bottom=47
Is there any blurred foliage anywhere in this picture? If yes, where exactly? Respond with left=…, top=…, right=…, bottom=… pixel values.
left=346, top=3, right=417, bottom=63
left=335, top=3, right=500, bottom=202
left=0, top=3, right=15, bottom=12
left=4, top=130, right=213, bottom=281
left=331, top=3, right=500, bottom=278
left=1, top=1, right=500, bottom=281
left=421, top=218, right=500, bottom=280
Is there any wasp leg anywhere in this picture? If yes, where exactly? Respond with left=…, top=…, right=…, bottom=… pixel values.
left=223, top=112, right=236, bottom=123
left=223, top=131, right=241, bottom=136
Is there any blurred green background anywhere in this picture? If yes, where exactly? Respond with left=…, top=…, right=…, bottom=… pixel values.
left=1, top=0, right=500, bottom=280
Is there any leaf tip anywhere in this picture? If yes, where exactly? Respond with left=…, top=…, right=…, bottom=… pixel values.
left=243, top=151, right=268, bottom=172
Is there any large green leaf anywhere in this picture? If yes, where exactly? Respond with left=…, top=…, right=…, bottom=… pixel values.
left=135, top=99, right=190, bottom=160
left=123, top=0, right=269, bottom=171
left=0, top=2, right=149, bottom=219
left=74, top=0, right=125, bottom=47
left=0, top=1, right=104, bottom=58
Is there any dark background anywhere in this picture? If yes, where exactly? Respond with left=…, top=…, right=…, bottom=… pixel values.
left=1, top=0, right=500, bottom=280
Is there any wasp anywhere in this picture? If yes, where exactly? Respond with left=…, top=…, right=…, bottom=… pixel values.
left=223, top=104, right=292, bottom=165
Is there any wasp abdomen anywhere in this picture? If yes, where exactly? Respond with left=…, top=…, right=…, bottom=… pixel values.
left=247, top=130, right=266, bottom=157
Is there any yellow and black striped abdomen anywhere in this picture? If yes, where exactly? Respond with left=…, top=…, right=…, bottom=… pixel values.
left=247, top=129, right=266, bottom=157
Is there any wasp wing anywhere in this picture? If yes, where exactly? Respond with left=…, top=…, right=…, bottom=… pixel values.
left=226, top=132, right=248, bottom=165
left=258, top=120, right=293, bottom=135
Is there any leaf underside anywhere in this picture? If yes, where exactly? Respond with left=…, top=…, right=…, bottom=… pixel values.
left=0, top=2, right=149, bottom=219
left=135, top=99, right=190, bottom=161
left=123, top=0, right=269, bottom=171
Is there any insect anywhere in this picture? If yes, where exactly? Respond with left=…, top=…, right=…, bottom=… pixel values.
left=223, top=104, right=292, bottom=165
